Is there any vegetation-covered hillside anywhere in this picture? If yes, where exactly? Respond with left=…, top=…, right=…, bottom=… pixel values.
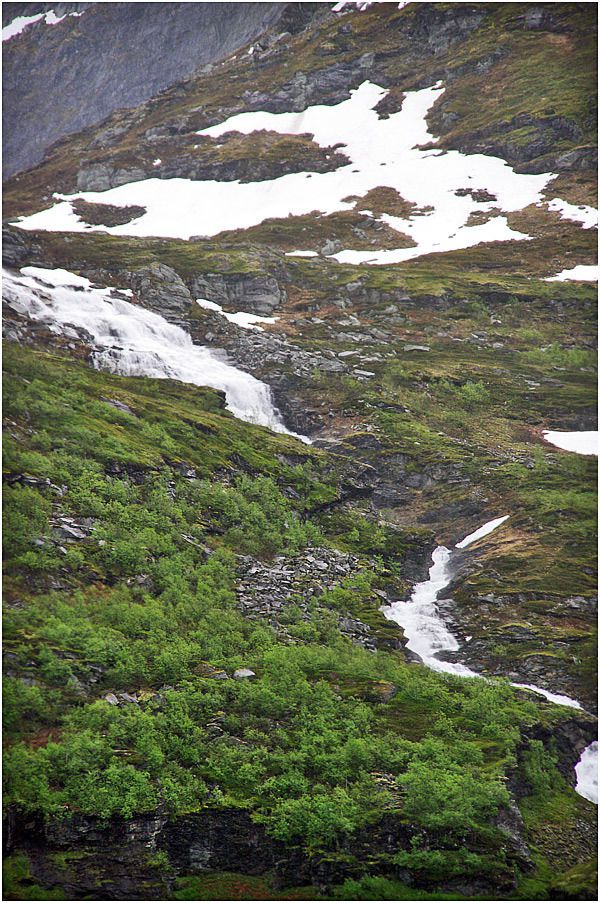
left=2, top=2, right=597, bottom=900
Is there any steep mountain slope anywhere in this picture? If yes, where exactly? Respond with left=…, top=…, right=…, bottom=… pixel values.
left=2, top=2, right=598, bottom=900
left=2, top=1, right=324, bottom=179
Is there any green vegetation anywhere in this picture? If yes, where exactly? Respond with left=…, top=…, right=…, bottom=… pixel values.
left=4, top=342, right=594, bottom=899
left=2, top=5, right=597, bottom=896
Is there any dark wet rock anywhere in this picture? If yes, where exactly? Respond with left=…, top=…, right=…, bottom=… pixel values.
left=2, top=226, right=43, bottom=269
left=455, top=187, right=497, bottom=202
left=4, top=472, right=52, bottom=490
left=104, top=462, right=150, bottom=484
left=5, top=803, right=521, bottom=898
left=514, top=712, right=598, bottom=793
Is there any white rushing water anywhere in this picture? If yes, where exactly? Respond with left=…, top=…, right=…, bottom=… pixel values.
left=2, top=267, right=308, bottom=441
left=543, top=430, right=598, bottom=456
left=575, top=741, right=599, bottom=804
left=382, top=515, right=598, bottom=803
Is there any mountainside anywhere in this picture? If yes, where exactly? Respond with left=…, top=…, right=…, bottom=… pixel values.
left=2, top=2, right=598, bottom=901
left=2, top=1, right=325, bottom=179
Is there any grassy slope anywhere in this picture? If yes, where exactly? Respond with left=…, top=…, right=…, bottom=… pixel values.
left=2, top=344, right=596, bottom=900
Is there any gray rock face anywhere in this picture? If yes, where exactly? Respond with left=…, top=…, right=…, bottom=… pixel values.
left=76, top=164, right=148, bottom=193
left=76, top=141, right=349, bottom=191
left=2, top=226, right=42, bottom=269
left=191, top=272, right=286, bottom=316
left=236, top=547, right=377, bottom=650
left=130, top=264, right=193, bottom=317
left=3, top=2, right=293, bottom=179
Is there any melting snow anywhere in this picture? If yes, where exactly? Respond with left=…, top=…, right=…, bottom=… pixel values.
left=2, top=9, right=82, bottom=42
left=195, top=298, right=278, bottom=331
left=13, top=81, right=556, bottom=265
left=2, top=267, right=307, bottom=442
left=455, top=515, right=510, bottom=549
left=545, top=264, right=599, bottom=282
left=2, top=12, right=45, bottom=41
left=333, top=1, right=410, bottom=10
left=546, top=198, right=598, bottom=230
left=543, top=430, right=598, bottom=456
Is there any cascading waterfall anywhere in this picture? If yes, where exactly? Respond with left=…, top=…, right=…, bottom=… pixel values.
left=382, top=515, right=598, bottom=804
left=2, top=267, right=309, bottom=442
left=3, top=266, right=596, bottom=804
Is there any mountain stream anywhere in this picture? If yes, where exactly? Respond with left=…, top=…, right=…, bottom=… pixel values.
left=382, top=516, right=598, bottom=805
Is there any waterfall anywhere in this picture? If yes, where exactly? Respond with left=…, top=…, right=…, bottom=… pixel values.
left=382, top=516, right=598, bottom=804
left=3, top=267, right=308, bottom=442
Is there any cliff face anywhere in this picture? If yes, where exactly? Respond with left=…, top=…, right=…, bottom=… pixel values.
left=2, top=1, right=297, bottom=178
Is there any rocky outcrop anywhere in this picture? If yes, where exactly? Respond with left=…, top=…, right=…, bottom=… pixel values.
left=5, top=804, right=525, bottom=900
left=190, top=272, right=286, bottom=316
left=236, top=547, right=377, bottom=649
left=3, top=2, right=301, bottom=179
left=129, top=264, right=193, bottom=319
left=1, top=226, right=43, bottom=270
left=71, top=199, right=146, bottom=226
left=76, top=136, right=350, bottom=191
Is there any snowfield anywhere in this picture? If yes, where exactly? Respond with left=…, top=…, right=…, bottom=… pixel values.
left=12, top=82, right=555, bottom=261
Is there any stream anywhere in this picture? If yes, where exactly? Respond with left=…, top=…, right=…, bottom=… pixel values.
left=3, top=266, right=596, bottom=805
left=382, top=515, right=598, bottom=805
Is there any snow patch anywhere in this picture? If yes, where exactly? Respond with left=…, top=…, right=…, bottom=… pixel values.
left=455, top=515, right=510, bottom=549
left=546, top=198, right=598, bottom=230
left=543, top=430, right=598, bottom=456
left=545, top=264, right=598, bottom=282
left=3, top=9, right=82, bottom=42
left=195, top=298, right=278, bottom=331
left=333, top=1, right=410, bottom=11
left=12, top=81, right=556, bottom=266
left=2, top=12, right=45, bottom=41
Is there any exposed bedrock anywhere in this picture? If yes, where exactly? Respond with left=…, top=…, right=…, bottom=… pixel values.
left=3, top=2, right=324, bottom=179
left=5, top=802, right=531, bottom=900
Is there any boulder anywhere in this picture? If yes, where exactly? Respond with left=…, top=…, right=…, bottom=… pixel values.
left=233, top=668, right=256, bottom=680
